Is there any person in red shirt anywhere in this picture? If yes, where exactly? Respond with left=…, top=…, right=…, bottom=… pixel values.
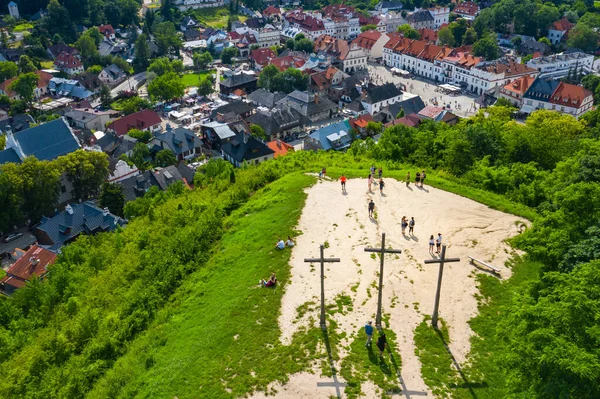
left=340, top=174, right=347, bottom=193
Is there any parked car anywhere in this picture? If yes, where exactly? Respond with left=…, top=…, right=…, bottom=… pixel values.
left=3, top=233, right=23, bottom=243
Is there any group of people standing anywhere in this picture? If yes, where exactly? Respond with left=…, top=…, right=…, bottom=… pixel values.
left=406, top=170, right=427, bottom=188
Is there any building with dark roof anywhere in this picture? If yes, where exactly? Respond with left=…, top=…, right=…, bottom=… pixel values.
left=210, top=101, right=254, bottom=120
left=247, top=88, right=286, bottom=108
left=0, top=118, right=80, bottom=165
left=148, top=127, right=203, bottom=161
left=0, top=245, right=57, bottom=295
left=521, top=78, right=593, bottom=117
left=219, top=73, right=258, bottom=95
left=34, top=202, right=126, bottom=251
left=246, top=106, right=304, bottom=139
left=47, top=43, right=79, bottom=59
left=357, top=82, right=403, bottom=114
left=221, top=132, right=275, bottom=167
left=0, top=114, right=34, bottom=134
left=307, top=120, right=353, bottom=151
left=118, top=164, right=194, bottom=202
left=277, top=90, right=338, bottom=122
left=407, top=10, right=434, bottom=29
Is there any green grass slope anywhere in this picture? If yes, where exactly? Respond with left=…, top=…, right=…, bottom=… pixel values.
left=88, top=173, right=322, bottom=398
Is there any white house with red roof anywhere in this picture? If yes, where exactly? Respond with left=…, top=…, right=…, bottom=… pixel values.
left=353, top=30, right=390, bottom=60
left=548, top=81, right=593, bottom=117
left=249, top=48, right=276, bottom=70
left=107, top=109, right=162, bottom=136
left=98, top=24, right=116, bottom=40
left=53, top=51, right=84, bottom=75
left=285, top=10, right=326, bottom=39
left=0, top=70, right=53, bottom=99
left=0, top=245, right=57, bottom=295
left=548, top=17, right=574, bottom=45
left=453, top=1, right=479, bottom=21
left=263, top=5, right=282, bottom=21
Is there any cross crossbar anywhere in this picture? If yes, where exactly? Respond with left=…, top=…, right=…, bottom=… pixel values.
left=424, top=258, right=460, bottom=264
left=364, top=248, right=403, bottom=254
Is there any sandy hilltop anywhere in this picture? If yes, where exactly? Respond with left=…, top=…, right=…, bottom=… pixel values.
left=252, top=177, right=526, bottom=399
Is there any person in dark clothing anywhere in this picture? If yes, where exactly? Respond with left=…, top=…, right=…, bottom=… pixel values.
left=379, top=179, right=385, bottom=193
left=420, top=170, right=426, bottom=187
left=378, top=167, right=382, bottom=179
left=376, top=333, right=387, bottom=357
left=368, top=199, right=375, bottom=218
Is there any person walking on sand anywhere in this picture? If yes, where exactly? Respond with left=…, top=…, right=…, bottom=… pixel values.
left=406, top=171, right=410, bottom=187
left=379, top=179, right=385, bottom=194
left=365, top=321, right=374, bottom=347
left=401, top=216, right=408, bottom=235
left=436, top=233, right=442, bottom=254
left=378, top=167, right=383, bottom=179
left=370, top=165, right=376, bottom=176
left=368, top=199, right=375, bottom=218
left=420, top=170, right=426, bottom=188
left=409, top=217, right=415, bottom=235
left=377, top=333, right=387, bottom=357
left=340, top=174, right=347, bottom=193
left=415, top=171, right=421, bottom=186
left=429, top=235, right=435, bottom=254
left=368, top=173, right=373, bottom=192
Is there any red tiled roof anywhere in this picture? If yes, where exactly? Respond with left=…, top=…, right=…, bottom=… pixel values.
left=54, top=51, right=83, bottom=69
left=314, top=34, right=350, bottom=60
left=263, top=5, right=281, bottom=16
left=2, top=245, right=56, bottom=286
left=419, top=28, right=438, bottom=42
left=250, top=48, right=276, bottom=66
left=353, top=30, right=382, bottom=50
left=549, top=82, right=593, bottom=108
left=267, top=140, right=293, bottom=157
left=419, top=43, right=443, bottom=61
left=552, top=17, right=574, bottom=32
left=271, top=55, right=306, bottom=71
left=384, top=114, right=421, bottom=128
left=454, top=1, right=479, bottom=16
left=350, top=114, right=373, bottom=129
left=480, top=60, right=537, bottom=77
left=108, top=109, right=162, bottom=136
left=0, top=70, right=53, bottom=97
left=229, top=31, right=241, bottom=40
left=98, top=24, right=115, bottom=35
left=418, top=105, right=444, bottom=119
left=503, top=75, right=536, bottom=96
left=403, top=40, right=427, bottom=57
left=285, top=11, right=325, bottom=31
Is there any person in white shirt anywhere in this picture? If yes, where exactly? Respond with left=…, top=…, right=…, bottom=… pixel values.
left=285, top=236, right=294, bottom=247
left=276, top=239, right=285, bottom=250
left=436, top=233, right=442, bottom=254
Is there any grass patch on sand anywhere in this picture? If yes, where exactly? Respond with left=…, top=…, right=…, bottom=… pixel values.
left=413, top=257, right=543, bottom=398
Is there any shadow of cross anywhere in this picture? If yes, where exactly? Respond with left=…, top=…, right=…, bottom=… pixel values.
left=394, top=372, right=429, bottom=398
left=317, top=328, right=347, bottom=398
left=316, top=378, right=347, bottom=398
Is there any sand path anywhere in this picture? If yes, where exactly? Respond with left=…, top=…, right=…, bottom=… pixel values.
left=253, top=178, right=525, bottom=398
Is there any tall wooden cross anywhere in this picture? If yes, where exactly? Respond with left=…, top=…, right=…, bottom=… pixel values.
left=424, top=244, right=460, bottom=329
left=364, top=233, right=402, bottom=328
left=304, top=244, right=340, bottom=329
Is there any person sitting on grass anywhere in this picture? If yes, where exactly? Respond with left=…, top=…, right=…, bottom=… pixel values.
left=261, top=273, right=277, bottom=287
left=276, top=238, right=285, bottom=250
left=285, top=236, right=295, bottom=247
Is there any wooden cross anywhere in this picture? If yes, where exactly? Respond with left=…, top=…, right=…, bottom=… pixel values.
left=424, top=244, right=460, bottom=329
left=364, top=233, right=402, bottom=328
left=304, top=244, right=340, bottom=329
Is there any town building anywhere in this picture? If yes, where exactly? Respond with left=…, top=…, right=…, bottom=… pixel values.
left=307, top=119, right=352, bottom=151
left=98, top=64, right=127, bottom=87
left=497, top=75, right=536, bottom=107
left=171, top=0, right=226, bottom=11
left=277, top=90, right=338, bottom=122
left=256, top=25, right=281, bottom=48
left=219, top=73, right=258, bottom=95
left=521, top=78, right=593, bottom=118
left=107, top=109, right=162, bottom=136
left=285, top=10, right=326, bottom=40
left=353, top=30, right=390, bottom=60
left=53, top=51, right=84, bottom=75
left=407, top=10, right=435, bottom=30
left=548, top=17, right=573, bottom=45
left=0, top=70, right=53, bottom=99
left=221, top=132, right=275, bottom=167
left=267, top=139, right=294, bottom=157
left=34, top=202, right=126, bottom=251
left=468, top=58, right=539, bottom=95
left=358, top=83, right=404, bottom=114
left=64, top=109, right=112, bottom=132
left=149, top=127, right=203, bottom=161
left=246, top=106, right=304, bottom=139
left=249, top=48, right=276, bottom=70
left=48, top=78, right=94, bottom=100
left=0, top=245, right=56, bottom=295
left=118, top=164, right=194, bottom=201
left=380, top=12, right=407, bottom=33
left=7, top=1, right=19, bottom=19
left=98, top=24, right=116, bottom=40
left=453, top=1, right=479, bottom=21
left=526, top=52, right=594, bottom=80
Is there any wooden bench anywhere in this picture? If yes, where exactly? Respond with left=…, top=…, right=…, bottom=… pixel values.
left=468, top=256, right=501, bottom=275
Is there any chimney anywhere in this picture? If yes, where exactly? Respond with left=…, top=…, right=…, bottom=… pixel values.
left=65, top=204, right=73, bottom=215
left=103, top=207, right=109, bottom=217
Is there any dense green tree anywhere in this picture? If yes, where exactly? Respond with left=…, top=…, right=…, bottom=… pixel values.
left=397, top=24, right=420, bottom=39
left=118, top=0, right=140, bottom=26
left=361, top=24, right=377, bottom=32
left=438, top=27, right=455, bottom=47
left=17, top=55, right=36, bottom=74
left=100, top=84, right=112, bottom=107
left=87, top=65, right=103, bottom=74
left=118, top=96, right=152, bottom=115
left=104, top=1, right=122, bottom=27
left=14, top=157, right=61, bottom=224
left=448, top=18, right=467, bottom=45
left=272, top=68, right=307, bottom=93
left=134, top=34, right=151, bottom=72
left=250, top=124, right=266, bottom=140
left=83, top=27, right=103, bottom=47
left=75, top=35, right=99, bottom=63
left=0, top=61, right=18, bottom=82
left=58, top=150, right=110, bottom=201
left=155, top=22, right=181, bottom=56
left=127, top=128, right=153, bottom=143
left=568, top=23, right=600, bottom=52
left=221, top=47, right=238, bottom=65
left=473, top=33, right=501, bottom=60
left=9, top=73, right=39, bottom=106
left=285, top=38, right=295, bottom=50
left=45, top=0, right=77, bottom=42
left=193, top=51, right=213, bottom=70
left=258, top=64, right=279, bottom=92
left=148, top=72, right=184, bottom=102
left=99, top=182, right=126, bottom=217
left=294, top=38, right=314, bottom=53
left=148, top=57, right=175, bottom=76
left=154, top=149, right=178, bottom=167
left=130, top=142, right=151, bottom=171
left=198, top=78, right=214, bottom=96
